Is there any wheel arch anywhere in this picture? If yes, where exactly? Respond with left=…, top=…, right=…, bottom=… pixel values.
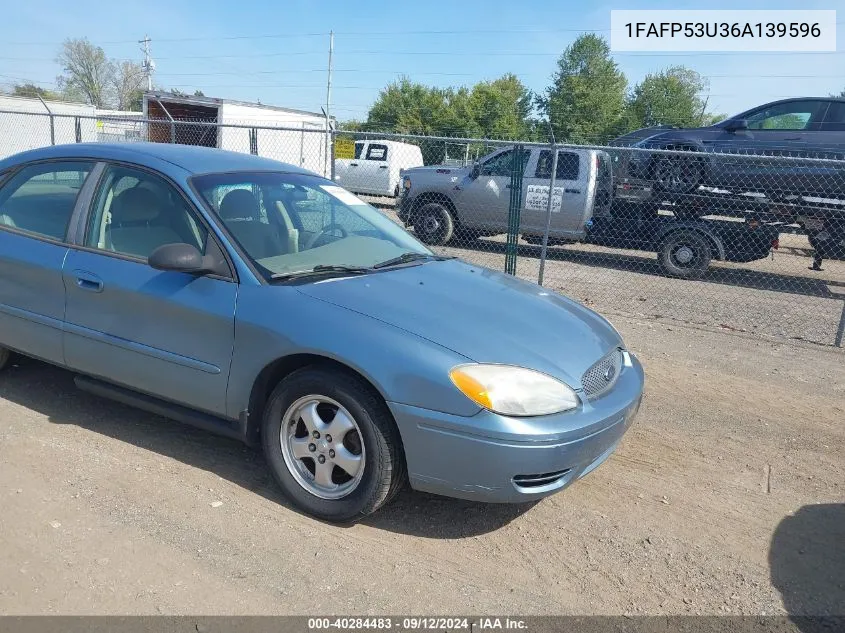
left=407, top=191, right=460, bottom=225
left=243, top=353, right=394, bottom=447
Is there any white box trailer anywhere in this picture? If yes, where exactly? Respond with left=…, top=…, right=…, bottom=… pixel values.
left=143, top=92, right=331, bottom=177
left=0, top=95, right=97, bottom=160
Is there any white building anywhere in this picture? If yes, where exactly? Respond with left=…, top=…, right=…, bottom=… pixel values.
left=143, top=92, right=332, bottom=176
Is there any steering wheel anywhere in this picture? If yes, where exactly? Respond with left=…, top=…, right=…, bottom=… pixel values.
left=306, top=223, right=348, bottom=249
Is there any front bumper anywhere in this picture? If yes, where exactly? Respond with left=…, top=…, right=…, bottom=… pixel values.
left=387, top=354, right=645, bottom=503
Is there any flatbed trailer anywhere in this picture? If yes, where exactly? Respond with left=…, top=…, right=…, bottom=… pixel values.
left=583, top=212, right=781, bottom=279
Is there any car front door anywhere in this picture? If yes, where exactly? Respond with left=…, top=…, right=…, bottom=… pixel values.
left=456, top=148, right=530, bottom=230
left=0, top=160, right=97, bottom=365
left=707, top=100, right=829, bottom=193
left=62, top=163, right=237, bottom=417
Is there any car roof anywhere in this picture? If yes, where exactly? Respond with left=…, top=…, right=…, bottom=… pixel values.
left=0, top=142, right=319, bottom=177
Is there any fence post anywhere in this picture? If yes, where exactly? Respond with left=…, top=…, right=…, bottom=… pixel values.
left=505, top=143, right=524, bottom=275
left=74, top=117, right=82, bottom=143
left=330, top=127, right=336, bottom=181
left=249, top=128, right=258, bottom=155
left=538, top=142, right=559, bottom=287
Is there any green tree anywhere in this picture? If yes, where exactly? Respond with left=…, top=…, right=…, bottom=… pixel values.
left=11, top=83, right=62, bottom=101
left=627, top=66, right=711, bottom=129
left=113, top=61, right=146, bottom=111
left=830, top=88, right=845, bottom=98
left=539, top=34, right=627, bottom=144
left=55, top=38, right=114, bottom=107
left=469, top=73, right=533, bottom=140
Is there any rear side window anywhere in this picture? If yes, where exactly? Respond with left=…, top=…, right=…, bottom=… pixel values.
left=366, top=144, right=388, bottom=161
left=354, top=142, right=364, bottom=160
left=0, top=161, right=94, bottom=241
left=535, top=151, right=580, bottom=181
left=823, top=102, right=845, bottom=131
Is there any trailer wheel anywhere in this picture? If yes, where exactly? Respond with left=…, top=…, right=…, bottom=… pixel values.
left=658, top=230, right=712, bottom=279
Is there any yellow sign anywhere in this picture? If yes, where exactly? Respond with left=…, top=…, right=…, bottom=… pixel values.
left=334, top=137, right=355, bottom=160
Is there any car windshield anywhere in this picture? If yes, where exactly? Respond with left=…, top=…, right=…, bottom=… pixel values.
left=191, top=171, right=432, bottom=280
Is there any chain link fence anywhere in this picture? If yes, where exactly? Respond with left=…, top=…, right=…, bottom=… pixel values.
left=1, top=108, right=843, bottom=347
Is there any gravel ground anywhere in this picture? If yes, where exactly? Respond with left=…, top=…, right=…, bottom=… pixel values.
left=0, top=316, right=842, bottom=616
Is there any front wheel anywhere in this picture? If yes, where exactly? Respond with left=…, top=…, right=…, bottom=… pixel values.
left=413, top=202, right=455, bottom=246
left=658, top=230, right=712, bottom=279
left=262, top=366, right=406, bottom=522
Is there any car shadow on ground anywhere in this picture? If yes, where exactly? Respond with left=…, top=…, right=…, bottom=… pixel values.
left=769, top=503, right=845, bottom=631
left=1, top=356, right=530, bottom=538
left=451, top=237, right=845, bottom=301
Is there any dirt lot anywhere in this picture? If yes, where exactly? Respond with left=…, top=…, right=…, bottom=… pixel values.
left=0, top=316, right=842, bottom=616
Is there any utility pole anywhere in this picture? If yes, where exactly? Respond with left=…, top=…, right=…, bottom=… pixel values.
left=139, top=35, right=154, bottom=91
left=325, top=30, right=334, bottom=178
left=326, top=30, right=334, bottom=125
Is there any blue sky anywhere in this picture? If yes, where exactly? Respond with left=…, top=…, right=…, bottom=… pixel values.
left=1, top=0, right=842, bottom=122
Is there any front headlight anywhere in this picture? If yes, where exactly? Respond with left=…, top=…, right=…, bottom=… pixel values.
left=449, top=364, right=580, bottom=417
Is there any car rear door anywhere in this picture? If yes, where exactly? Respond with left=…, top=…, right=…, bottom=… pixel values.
left=61, top=163, right=237, bottom=417
left=0, top=160, right=97, bottom=365
left=520, top=149, right=590, bottom=237
left=360, top=143, right=391, bottom=195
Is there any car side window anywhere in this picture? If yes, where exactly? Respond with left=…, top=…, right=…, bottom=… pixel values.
left=86, top=165, right=207, bottom=261
left=822, top=102, right=845, bottom=131
left=354, top=142, right=364, bottom=160
left=366, top=144, right=388, bottom=161
left=535, top=151, right=580, bottom=181
left=0, top=161, right=94, bottom=241
left=745, top=100, right=825, bottom=130
left=481, top=149, right=530, bottom=177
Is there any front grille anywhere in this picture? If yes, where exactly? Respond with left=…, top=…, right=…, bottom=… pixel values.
left=581, top=348, right=624, bottom=400
left=513, top=469, right=572, bottom=489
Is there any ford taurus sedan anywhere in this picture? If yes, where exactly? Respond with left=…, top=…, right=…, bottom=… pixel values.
left=0, top=143, right=644, bottom=522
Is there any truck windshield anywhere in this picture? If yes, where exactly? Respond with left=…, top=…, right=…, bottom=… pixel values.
left=191, top=172, right=431, bottom=280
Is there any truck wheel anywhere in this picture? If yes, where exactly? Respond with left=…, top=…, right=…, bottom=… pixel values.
left=414, top=202, right=455, bottom=246
left=658, top=230, right=711, bottom=279
left=0, top=347, right=9, bottom=371
left=261, top=366, right=406, bottom=522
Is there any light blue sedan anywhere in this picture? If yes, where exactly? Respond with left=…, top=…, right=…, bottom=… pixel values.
left=0, top=143, right=644, bottom=521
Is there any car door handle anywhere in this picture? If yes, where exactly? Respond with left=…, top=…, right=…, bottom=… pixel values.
left=379, top=165, right=388, bottom=169
left=74, top=270, right=103, bottom=293
left=349, top=163, right=359, bottom=167
left=565, top=188, right=581, bottom=194
left=783, top=137, right=802, bottom=141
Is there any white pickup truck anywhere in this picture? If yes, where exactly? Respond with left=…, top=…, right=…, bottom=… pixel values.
left=334, top=140, right=423, bottom=198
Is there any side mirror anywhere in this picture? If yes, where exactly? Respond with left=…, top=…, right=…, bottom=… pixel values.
left=725, top=119, right=748, bottom=132
left=470, top=163, right=481, bottom=179
left=149, top=243, right=207, bottom=274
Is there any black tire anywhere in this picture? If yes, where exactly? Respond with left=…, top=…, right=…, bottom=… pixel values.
left=0, top=347, right=9, bottom=371
left=413, top=202, right=455, bottom=246
left=651, top=154, right=702, bottom=195
left=658, top=230, right=712, bottom=279
left=261, top=365, right=406, bottom=522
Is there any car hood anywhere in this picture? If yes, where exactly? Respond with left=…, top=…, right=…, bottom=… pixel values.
left=296, top=259, right=623, bottom=389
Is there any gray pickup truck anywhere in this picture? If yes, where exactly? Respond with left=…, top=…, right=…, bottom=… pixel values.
left=397, top=146, right=613, bottom=245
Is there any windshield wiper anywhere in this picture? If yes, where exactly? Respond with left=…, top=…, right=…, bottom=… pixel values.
left=372, top=252, right=454, bottom=269
left=269, top=264, right=371, bottom=282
